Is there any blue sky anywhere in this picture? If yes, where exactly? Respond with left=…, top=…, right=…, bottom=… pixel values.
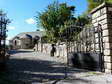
left=0, top=0, right=88, bottom=43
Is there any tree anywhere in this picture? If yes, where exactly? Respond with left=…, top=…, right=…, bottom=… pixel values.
left=87, top=0, right=112, bottom=12
left=75, top=14, right=90, bottom=27
left=0, top=10, right=10, bottom=71
left=36, top=1, right=75, bottom=43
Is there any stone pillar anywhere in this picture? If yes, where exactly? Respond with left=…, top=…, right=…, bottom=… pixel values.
left=91, top=2, right=112, bottom=73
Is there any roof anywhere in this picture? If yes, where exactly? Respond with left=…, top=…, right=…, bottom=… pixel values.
left=19, top=34, right=32, bottom=39
left=10, top=31, right=45, bottom=40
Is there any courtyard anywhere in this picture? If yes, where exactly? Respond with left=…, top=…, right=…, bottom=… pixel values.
left=1, top=49, right=112, bottom=84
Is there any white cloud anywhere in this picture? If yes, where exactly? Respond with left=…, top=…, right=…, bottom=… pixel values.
left=7, top=26, right=16, bottom=30
left=25, top=18, right=36, bottom=24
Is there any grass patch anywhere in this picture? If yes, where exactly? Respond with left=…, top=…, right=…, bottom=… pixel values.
left=87, top=72, right=102, bottom=75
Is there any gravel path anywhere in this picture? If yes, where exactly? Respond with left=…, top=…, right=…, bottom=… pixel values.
left=6, top=49, right=112, bottom=84
left=7, top=49, right=68, bottom=83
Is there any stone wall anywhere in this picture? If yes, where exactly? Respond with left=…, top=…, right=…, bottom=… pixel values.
left=38, top=43, right=67, bottom=63
left=43, top=43, right=67, bottom=56
left=91, top=2, right=112, bottom=73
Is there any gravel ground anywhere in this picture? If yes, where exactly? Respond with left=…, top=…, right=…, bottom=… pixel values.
left=5, top=49, right=112, bottom=84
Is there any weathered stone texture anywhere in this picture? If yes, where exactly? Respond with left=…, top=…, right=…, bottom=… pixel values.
left=104, top=42, right=110, bottom=49
left=102, top=29, right=109, bottom=36
left=92, top=7, right=107, bottom=20
left=104, top=56, right=111, bottom=62
left=102, top=24, right=108, bottom=30
left=108, top=7, right=112, bottom=11
left=105, top=69, right=112, bottom=73
left=104, top=62, right=112, bottom=70
left=103, top=36, right=110, bottom=43
left=91, top=3, right=112, bottom=73
left=104, top=49, right=112, bottom=56
left=99, top=18, right=108, bottom=25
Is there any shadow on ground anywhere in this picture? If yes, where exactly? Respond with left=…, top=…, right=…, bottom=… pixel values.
left=8, top=50, right=33, bottom=55
left=6, top=59, right=90, bottom=83
left=5, top=50, right=91, bottom=84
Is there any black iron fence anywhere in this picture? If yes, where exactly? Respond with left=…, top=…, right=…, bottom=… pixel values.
left=66, top=24, right=104, bottom=71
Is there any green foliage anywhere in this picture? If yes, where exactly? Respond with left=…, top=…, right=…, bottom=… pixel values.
left=76, top=14, right=90, bottom=27
left=87, top=0, right=102, bottom=12
left=87, top=0, right=112, bottom=12
left=36, top=1, right=75, bottom=43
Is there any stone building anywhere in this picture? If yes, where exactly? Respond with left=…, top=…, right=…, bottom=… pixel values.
left=9, top=31, right=45, bottom=49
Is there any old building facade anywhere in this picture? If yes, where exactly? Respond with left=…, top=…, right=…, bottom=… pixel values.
left=9, top=31, right=44, bottom=49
